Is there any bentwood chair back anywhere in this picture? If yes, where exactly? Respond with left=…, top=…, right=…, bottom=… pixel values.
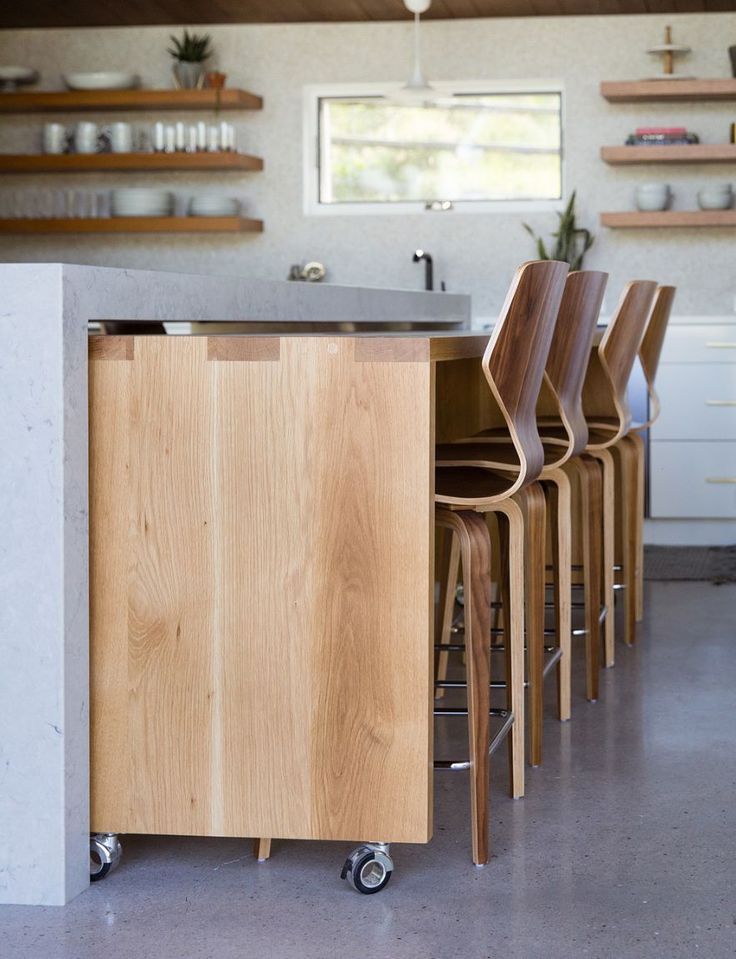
left=637, top=285, right=676, bottom=428
left=537, top=270, right=609, bottom=460
left=480, top=260, right=570, bottom=488
left=582, top=280, right=658, bottom=447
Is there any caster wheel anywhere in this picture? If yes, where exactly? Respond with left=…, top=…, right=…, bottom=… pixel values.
left=340, top=844, right=393, bottom=895
left=90, top=834, right=122, bottom=883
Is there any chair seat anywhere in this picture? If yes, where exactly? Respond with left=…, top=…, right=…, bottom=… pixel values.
left=436, top=441, right=567, bottom=471
left=435, top=467, right=517, bottom=505
left=436, top=442, right=521, bottom=471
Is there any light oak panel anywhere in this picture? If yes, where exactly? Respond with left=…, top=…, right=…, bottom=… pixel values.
left=89, top=354, right=133, bottom=831
left=90, top=335, right=434, bottom=843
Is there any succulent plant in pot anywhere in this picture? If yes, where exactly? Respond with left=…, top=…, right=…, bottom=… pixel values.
left=168, top=30, right=213, bottom=90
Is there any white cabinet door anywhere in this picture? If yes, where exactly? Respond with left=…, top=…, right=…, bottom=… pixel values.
left=650, top=441, right=736, bottom=518
left=652, top=365, right=736, bottom=441
left=660, top=325, right=736, bottom=364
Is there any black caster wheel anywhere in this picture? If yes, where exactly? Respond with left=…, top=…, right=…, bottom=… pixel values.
left=341, top=843, right=393, bottom=894
left=90, top=834, right=122, bottom=882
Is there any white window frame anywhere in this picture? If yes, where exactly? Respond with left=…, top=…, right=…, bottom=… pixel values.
left=302, top=79, right=566, bottom=217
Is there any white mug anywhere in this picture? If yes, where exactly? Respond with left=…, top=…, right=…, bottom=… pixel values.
left=43, top=123, right=67, bottom=155
left=108, top=122, right=133, bottom=153
left=74, top=121, right=99, bottom=154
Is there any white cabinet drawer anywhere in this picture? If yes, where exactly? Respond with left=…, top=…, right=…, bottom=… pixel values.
left=652, top=365, right=736, bottom=440
left=660, top=325, right=736, bottom=364
left=650, top=441, right=736, bottom=518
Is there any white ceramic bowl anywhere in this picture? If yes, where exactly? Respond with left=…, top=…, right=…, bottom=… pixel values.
left=188, top=196, right=240, bottom=217
left=635, top=184, right=671, bottom=212
left=697, top=189, right=733, bottom=211
left=63, top=71, right=140, bottom=91
left=0, top=65, right=39, bottom=87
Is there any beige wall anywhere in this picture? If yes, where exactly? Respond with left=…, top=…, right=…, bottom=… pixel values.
left=0, top=12, right=735, bottom=317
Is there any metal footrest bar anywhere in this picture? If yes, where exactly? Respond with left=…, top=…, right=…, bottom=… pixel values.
left=433, top=711, right=515, bottom=771
left=613, top=583, right=626, bottom=591
left=435, top=679, right=511, bottom=690
left=542, top=647, right=563, bottom=678
left=434, top=643, right=507, bottom=652
left=434, top=707, right=511, bottom=718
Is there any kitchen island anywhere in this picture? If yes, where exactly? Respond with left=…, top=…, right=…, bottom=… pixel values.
left=0, top=264, right=471, bottom=906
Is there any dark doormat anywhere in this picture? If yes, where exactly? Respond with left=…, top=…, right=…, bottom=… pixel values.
left=644, top=545, right=736, bottom=584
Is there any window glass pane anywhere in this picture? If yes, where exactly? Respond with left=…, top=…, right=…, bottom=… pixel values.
left=319, top=92, right=562, bottom=205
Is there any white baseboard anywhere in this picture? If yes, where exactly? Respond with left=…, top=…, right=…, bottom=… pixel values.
left=644, top=519, right=736, bottom=546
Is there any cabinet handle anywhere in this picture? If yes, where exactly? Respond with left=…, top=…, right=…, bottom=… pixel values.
left=705, top=341, right=736, bottom=349
left=705, top=477, right=736, bottom=484
left=705, top=400, right=736, bottom=407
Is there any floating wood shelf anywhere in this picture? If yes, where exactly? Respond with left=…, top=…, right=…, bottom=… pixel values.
left=0, top=152, right=263, bottom=173
left=601, top=144, right=736, bottom=165
left=601, top=210, right=736, bottom=228
left=0, top=88, right=262, bottom=114
left=601, top=79, right=736, bottom=102
left=0, top=216, right=264, bottom=234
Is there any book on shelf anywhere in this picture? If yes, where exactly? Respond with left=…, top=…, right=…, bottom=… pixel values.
left=625, top=132, right=699, bottom=146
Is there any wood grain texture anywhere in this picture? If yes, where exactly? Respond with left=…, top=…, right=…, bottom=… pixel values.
left=0, top=1, right=721, bottom=28
left=0, top=217, right=263, bottom=235
left=206, top=336, right=280, bottom=361
left=601, top=211, right=736, bottom=228
left=89, top=335, right=434, bottom=843
left=539, top=270, right=608, bottom=458
left=435, top=508, right=492, bottom=866
left=582, top=280, right=657, bottom=444
left=0, top=152, right=263, bottom=173
left=601, top=78, right=736, bottom=103
left=480, top=260, right=568, bottom=489
left=89, top=335, right=133, bottom=360
left=89, top=350, right=133, bottom=830
left=354, top=334, right=487, bottom=364
left=542, top=468, right=572, bottom=723
left=601, top=145, right=736, bottom=165
left=638, top=285, right=676, bottom=427
left=0, top=88, right=262, bottom=112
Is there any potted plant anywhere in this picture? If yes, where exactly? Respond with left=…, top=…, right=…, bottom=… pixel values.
left=522, top=191, right=594, bottom=270
left=168, top=30, right=213, bottom=90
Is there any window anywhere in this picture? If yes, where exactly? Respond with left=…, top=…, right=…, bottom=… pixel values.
left=303, top=81, right=564, bottom=216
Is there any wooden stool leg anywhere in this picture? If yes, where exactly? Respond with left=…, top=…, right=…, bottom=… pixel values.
left=253, top=838, right=271, bottom=862
left=435, top=529, right=461, bottom=699
left=613, top=439, right=638, bottom=647
left=437, top=508, right=492, bottom=865
left=544, top=470, right=572, bottom=723
left=495, top=502, right=526, bottom=795
left=517, top=485, right=546, bottom=767
left=578, top=457, right=602, bottom=701
left=591, top=448, right=615, bottom=668
left=628, top=431, right=646, bottom=622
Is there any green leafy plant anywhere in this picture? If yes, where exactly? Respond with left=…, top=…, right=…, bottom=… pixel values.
left=167, top=30, right=212, bottom=63
left=522, top=191, right=594, bottom=271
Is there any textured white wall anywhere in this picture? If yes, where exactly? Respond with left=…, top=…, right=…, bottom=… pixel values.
left=0, top=12, right=735, bottom=317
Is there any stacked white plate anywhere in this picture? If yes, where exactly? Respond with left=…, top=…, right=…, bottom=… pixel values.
left=64, top=71, right=140, bottom=90
left=111, top=189, right=174, bottom=217
left=188, top=195, right=240, bottom=217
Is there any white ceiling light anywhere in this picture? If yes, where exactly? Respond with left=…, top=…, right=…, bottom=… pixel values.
left=390, top=0, right=438, bottom=105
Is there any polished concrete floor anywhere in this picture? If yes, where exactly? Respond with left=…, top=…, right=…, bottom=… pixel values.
left=2, top=581, right=735, bottom=959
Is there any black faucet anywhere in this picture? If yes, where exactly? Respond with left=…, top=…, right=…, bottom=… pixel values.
left=413, top=249, right=433, bottom=292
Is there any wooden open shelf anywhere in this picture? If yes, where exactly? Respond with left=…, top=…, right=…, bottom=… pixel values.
left=0, top=152, right=263, bottom=173
left=601, top=79, right=736, bottom=103
left=601, top=144, right=736, bottom=165
left=0, top=216, right=264, bottom=235
left=601, top=210, right=736, bottom=228
left=0, top=88, right=262, bottom=114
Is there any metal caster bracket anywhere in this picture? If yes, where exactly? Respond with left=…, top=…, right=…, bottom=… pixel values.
left=341, top=842, right=393, bottom=894
left=90, top=833, right=122, bottom=882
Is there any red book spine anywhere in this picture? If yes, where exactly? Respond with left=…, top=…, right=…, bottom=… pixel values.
left=635, top=126, right=688, bottom=135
